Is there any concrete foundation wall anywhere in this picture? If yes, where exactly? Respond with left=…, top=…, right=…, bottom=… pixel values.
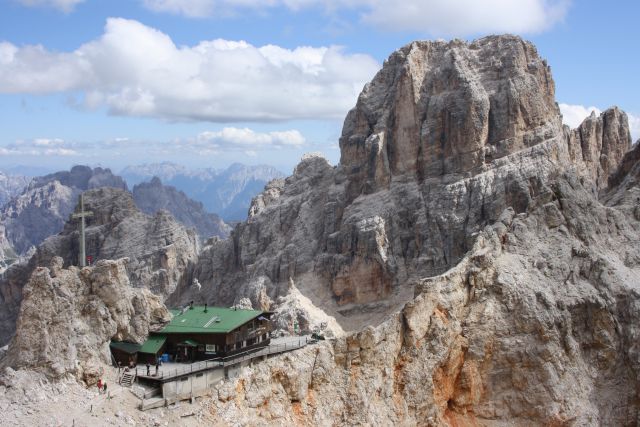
left=162, top=369, right=225, bottom=401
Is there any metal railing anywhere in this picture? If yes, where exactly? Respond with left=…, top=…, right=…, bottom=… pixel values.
left=135, top=336, right=309, bottom=381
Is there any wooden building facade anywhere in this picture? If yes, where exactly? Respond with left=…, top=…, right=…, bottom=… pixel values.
left=111, top=305, right=272, bottom=365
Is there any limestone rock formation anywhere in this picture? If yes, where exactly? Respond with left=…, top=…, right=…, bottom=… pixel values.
left=566, top=108, right=632, bottom=190
left=0, top=187, right=198, bottom=345
left=163, top=35, right=639, bottom=425
left=171, top=35, right=632, bottom=334
left=2, top=34, right=639, bottom=426
left=1, top=257, right=170, bottom=383
left=207, top=162, right=640, bottom=425
left=132, top=177, right=231, bottom=240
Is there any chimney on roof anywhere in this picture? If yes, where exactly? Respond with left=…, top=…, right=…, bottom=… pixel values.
left=204, top=303, right=208, bottom=313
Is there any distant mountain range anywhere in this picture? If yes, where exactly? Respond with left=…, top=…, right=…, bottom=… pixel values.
left=0, top=162, right=281, bottom=270
left=120, top=162, right=285, bottom=221
left=0, top=165, right=128, bottom=260
left=132, top=177, right=231, bottom=240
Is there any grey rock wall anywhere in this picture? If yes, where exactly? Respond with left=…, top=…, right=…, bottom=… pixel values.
left=0, top=187, right=198, bottom=345
left=171, top=36, right=632, bottom=335
left=1, top=257, right=170, bottom=384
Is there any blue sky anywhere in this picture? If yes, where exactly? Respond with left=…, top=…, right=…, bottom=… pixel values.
left=0, top=0, right=638, bottom=174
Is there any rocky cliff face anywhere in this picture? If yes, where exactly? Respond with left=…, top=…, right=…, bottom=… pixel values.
left=132, top=177, right=231, bottom=240
left=1, top=257, right=170, bottom=384
left=166, top=35, right=639, bottom=424
left=171, top=35, right=632, bottom=334
left=207, top=162, right=640, bottom=425
left=0, top=187, right=198, bottom=345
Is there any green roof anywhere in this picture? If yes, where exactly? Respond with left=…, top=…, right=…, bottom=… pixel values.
left=139, top=335, right=167, bottom=354
left=110, top=341, right=141, bottom=354
left=160, top=306, right=264, bottom=334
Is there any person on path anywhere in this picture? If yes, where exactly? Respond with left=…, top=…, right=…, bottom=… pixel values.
left=97, top=378, right=102, bottom=394
left=155, top=361, right=159, bottom=376
left=103, top=382, right=107, bottom=395
left=146, top=362, right=150, bottom=376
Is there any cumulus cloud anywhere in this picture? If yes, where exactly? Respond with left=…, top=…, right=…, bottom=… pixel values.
left=0, top=18, right=379, bottom=122
left=560, top=103, right=640, bottom=142
left=0, top=127, right=306, bottom=159
left=16, top=0, right=84, bottom=12
left=197, top=128, right=305, bottom=148
left=30, top=138, right=66, bottom=147
left=140, top=0, right=570, bottom=35
left=0, top=138, right=80, bottom=157
left=142, top=0, right=217, bottom=17
left=357, top=0, right=570, bottom=35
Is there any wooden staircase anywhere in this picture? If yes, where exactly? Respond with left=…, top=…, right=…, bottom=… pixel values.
left=119, top=371, right=135, bottom=387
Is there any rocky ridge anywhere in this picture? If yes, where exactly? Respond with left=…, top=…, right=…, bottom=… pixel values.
left=164, top=35, right=639, bottom=425
left=132, top=177, right=231, bottom=241
left=1, top=257, right=170, bottom=384
left=0, top=187, right=198, bottom=345
left=171, top=35, right=632, bottom=333
left=207, top=163, right=640, bottom=424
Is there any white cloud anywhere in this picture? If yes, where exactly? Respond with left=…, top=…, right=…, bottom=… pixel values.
left=0, top=138, right=80, bottom=157
left=0, top=127, right=307, bottom=160
left=142, top=0, right=217, bottom=17
left=358, top=0, right=570, bottom=35
left=140, top=0, right=570, bottom=35
left=31, top=138, right=66, bottom=147
left=16, top=0, right=85, bottom=12
left=560, top=103, right=640, bottom=142
left=0, top=18, right=379, bottom=122
left=195, top=128, right=306, bottom=150
left=43, top=148, right=79, bottom=156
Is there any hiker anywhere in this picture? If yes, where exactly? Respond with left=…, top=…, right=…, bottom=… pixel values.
left=103, top=382, right=107, bottom=395
left=146, top=362, right=150, bottom=376
left=155, top=362, right=159, bottom=376
left=97, top=378, right=103, bottom=394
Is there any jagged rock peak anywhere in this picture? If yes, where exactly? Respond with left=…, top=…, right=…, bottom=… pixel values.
left=132, top=177, right=231, bottom=240
left=340, top=35, right=561, bottom=194
left=30, top=165, right=127, bottom=192
left=1, top=257, right=170, bottom=383
left=566, top=106, right=632, bottom=190
left=0, top=187, right=199, bottom=346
